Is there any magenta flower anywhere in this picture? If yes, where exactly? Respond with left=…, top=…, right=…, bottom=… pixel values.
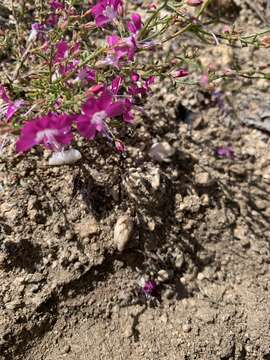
left=142, top=280, right=157, bottom=297
left=50, top=0, right=65, bottom=10
left=16, top=113, right=72, bottom=153
left=46, top=13, right=59, bottom=27
left=115, top=139, right=125, bottom=153
left=53, top=40, right=80, bottom=66
left=187, top=0, right=203, bottom=6
left=76, top=66, right=96, bottom=83
left=100, top=35, right=137, bottom=68
left=109, top=77, right=134, bottom=123
left=0, top=86, right=23, bottom=121
left=128, top=74, right=155, bottom=96
left=111, top=76, right=123, bottom=94
left=54, top=40, right=69, bottom=63
left=172, top=69, right=189, bottom=78
left=5, top=101, right=24, bottom=121
left=131, top=73, right=140, bottom=82
left=59, top=59, right=79, bottom=77
left=215, top=146, right=235, bottom=160
left=28, top=23, right=45, bottom=43
left=99, top=14, right=143, bottom=69
left=75, top=90, right=125, bottom=140
left=0, top=86, right=9, bottom=103
left=127, top=13, right=142, bottom=34
left=91, top=0, right=123, bottom=27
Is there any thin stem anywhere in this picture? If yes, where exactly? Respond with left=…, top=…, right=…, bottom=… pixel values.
left=197, top=0, right=213, bottom=18
left=138, top=0, right=169, bottom=41
left=163, top=23, right=192, bottom=43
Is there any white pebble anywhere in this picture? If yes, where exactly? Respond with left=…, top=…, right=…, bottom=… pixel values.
left=48, top=149, right=82, bottom=166
left=114, top=214, right=134, bottom=252
left=149, top=142, right=175, bottom=162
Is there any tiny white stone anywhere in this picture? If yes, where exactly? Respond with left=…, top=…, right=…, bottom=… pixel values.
left=114, top=214, right=134, bottom=252
left=48, top=149, right=82, bottom=166
left=149, top=142, right=175, bottom=162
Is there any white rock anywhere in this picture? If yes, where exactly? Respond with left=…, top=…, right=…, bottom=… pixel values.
left=149, top=142, right=175, bottom=162
left=114, top=214, right=134, bottom=252
left=157, top=269, right=174, bottom=283
left=48, top=149, right=82, bottom=166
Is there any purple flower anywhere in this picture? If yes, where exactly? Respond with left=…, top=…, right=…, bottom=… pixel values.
left=46, top=13, right=59, bottom=27
left=0, top=86, right=10, bottom=103
left=111, top=76, right=123, bottom=94
left=128, top=74, right=155, bottom=96
left=172, top=69, right=189, bottom=78
left=76, top=66, right=96, bottom=83
left=75, top=89, right=125, bottom=140
left=100, top=35, right=137, bottom=68
left=115, top=139, right=125, bottom=153
left=91, top=0, right=123, bottom=27
left=142, top=280, right=157, bottom=297
left=59, top=59, right=79, bottom=77
left=0, top=86, right=23, bottom=121
left=6, top=100, right=24, bottom=121
left=215, top=146, right=235, bottom=159
left=130, top=73, right=140, bottom=82
left=50, top=0, right=65, bottom=11
left=54, top=40, right=69, bottom=63
left=16, top=113, right=72, bottom=153
left=127, top=13, right=142, bottom=34
left=28, top=23, right=45, bottom=43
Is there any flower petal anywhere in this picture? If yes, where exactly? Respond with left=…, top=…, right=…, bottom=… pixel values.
left=106, top=101, right=125, bottom=118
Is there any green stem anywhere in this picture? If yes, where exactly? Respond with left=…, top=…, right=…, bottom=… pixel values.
left=197, top=0, right=213, bottom=18
left=242, top=28, right=270, bottom=39
left=138, top=0, right=169, bottom=41
left=162, top=23, right=193, bottom=43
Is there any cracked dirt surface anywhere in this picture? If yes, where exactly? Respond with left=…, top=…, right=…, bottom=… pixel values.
left=1, top=1, right=270, bottom=359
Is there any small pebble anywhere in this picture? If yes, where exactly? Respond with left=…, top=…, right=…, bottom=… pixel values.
left=163, top=288, right=174, bottom=299
left=182, top=323, right=191, bottom=333
left=175, top=253, right=184, bottom=270
left=63, top=345, right=71, bottom=354
left=157, top=269, right=174, bottom=283
left=114, top=214, right=134, bottom=252
left=148, top=141, right=175, bottom=162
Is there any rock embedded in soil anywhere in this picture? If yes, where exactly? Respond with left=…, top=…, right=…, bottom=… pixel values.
left=182, top=323, right=192, bottom=333
left=48, top=149, right=82, bottom=166
left=157, top=269, right=174, bottom=283
left=75, top=216, right=98, bottom=239
left=194, top=171, right=214, bottom=186
left=113, top=214, right=134, bottom=252
left=148, top=141, right=175, bottom=162
left=174, top=253, right=184, bottom=270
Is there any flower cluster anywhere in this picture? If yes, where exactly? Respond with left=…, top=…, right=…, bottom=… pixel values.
left=10, top=4, right=158, bottom=157
left=1, top=0, right=268, bottom=162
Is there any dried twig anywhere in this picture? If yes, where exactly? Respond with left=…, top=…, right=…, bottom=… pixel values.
left=12, top=41, right=34, bottom=81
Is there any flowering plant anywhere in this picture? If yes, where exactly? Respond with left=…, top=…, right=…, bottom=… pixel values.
left=0, top=0, right=269, bottom=163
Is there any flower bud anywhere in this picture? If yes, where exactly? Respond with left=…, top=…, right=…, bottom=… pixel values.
left=186, top=0, right=203, bottom=6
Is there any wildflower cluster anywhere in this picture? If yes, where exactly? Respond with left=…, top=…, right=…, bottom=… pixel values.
left=0, top=0, right=270, bottom=163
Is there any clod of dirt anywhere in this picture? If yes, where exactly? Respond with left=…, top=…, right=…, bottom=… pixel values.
left=123, top=163, right=169, bottom=209
left=114, top=214, right=134, bottom=252
left=148, top=142, right=175, bottom=162
left=75, top=216, right=98, bottom=239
